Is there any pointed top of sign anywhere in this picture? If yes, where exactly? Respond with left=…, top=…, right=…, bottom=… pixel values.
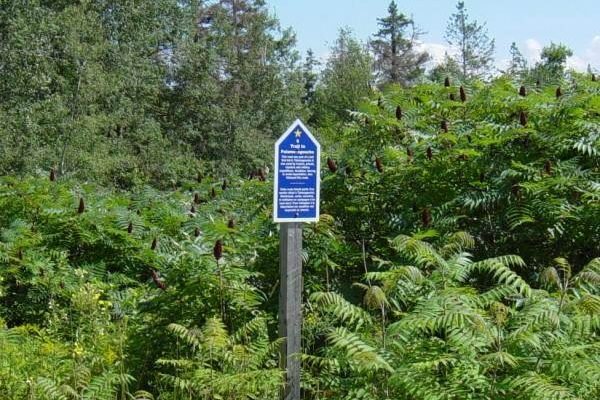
left=275, top=119, right=321, bottom=151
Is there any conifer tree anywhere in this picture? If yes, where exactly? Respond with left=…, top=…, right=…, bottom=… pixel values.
left=445, top=1, right=495, bottom=79
left=507, top=42, right=528, bottom=75
left=302, top=49, right=320, bottom=109
left=371, top=1, right=429, bottom=86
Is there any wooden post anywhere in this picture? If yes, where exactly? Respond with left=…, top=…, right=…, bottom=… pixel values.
left=279, top=222, right=303, bottom=400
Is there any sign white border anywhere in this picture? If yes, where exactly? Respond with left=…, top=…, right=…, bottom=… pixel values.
left=273, top=119, right=321, bottom=223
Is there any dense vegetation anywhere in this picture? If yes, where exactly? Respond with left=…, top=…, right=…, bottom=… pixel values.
left=0, top=1, right=599, bottom=399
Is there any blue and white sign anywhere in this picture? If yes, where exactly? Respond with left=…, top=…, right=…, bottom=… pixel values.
left=274, top=119, right=321, bottom=223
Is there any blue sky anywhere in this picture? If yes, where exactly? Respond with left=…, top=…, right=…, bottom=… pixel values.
left=267, top=0, right=600, bottom=71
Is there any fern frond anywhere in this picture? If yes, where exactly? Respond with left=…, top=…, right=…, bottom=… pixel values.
left=574, top=258, right=600, bottom=292
left=158, top=374, right=194, bottom=392
left=167, top=323, right=201, bottom=349
left=231, top=315, right=268, bottom=344
left=391, top=234, right=445, bottom=270
left=327, top=327, right=393, bottom=373
left=202, top=317, right=229, bottom=350
left=467, top=257, right=531, bottom=296
left=353, top=284, right=389, bottom=310
left=365, top=265, right=424, bottom=288
left=132, top=390, right=154, bottom=400
left=35, top=378, right=68, bottom=400
left=81, top=372, right=117, bottom=400
left=576, top=294, right=600, bottom=315
left=310, top=292, right=372, bottom=328
left=504, top=372, right=577, bottom=400
left=156, top=358, right=196, bottom=369
left=480, top=351, right=519, bottom=368
left=301, top=354, right=341, bottom=372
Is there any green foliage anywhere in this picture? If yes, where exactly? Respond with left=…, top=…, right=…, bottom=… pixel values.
left=0, top=175, right=277, bottom=398
left=538, top=43, right=574, bottom=79
left=507, top=42, right=528, bottom=76
left=313, top=28, right=373, bottom=126
left=157, top=316, right=283, bottom=399
left=302, top=73, right=599, bottom=399
left=0, top=4, right=598, bottom=399
left=0, top=0, right=306, bottom=186
left=304, top=234, right=600, bottom=399
left=320, top=74, right=599, bottom=272
left=165, top=0, right=308, bottom=170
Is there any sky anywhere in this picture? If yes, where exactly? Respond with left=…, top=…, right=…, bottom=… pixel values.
left=267, top=0, right=600, bottom=72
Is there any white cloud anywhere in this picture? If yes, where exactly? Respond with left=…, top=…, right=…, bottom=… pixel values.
left=319, top=35, right=600, bottom=74
left=574, top=35, right=600, bottom=71
left=419, top=42, right=452, bottom=64
left=524, top=38, right=543, bottom=64
left=522, top=36, right=600, bottom=72
left=496, top=58, right=511, bottom=72
left=566, top=55, right=587, bottom=72
left=415, top=41, right=457, bottom=70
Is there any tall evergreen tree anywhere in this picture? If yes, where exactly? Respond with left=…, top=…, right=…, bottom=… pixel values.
left=371, top=1, right=428, bottom=86
left=445, top=1, right=495, bottom=79
left=302, top=49, right=320, bottom=108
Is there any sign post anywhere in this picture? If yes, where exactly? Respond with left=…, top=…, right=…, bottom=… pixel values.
left=274, top=119, right=320, bottom=400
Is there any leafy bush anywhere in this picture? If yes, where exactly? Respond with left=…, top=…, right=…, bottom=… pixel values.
left=0, top=73, right=598, bottom=399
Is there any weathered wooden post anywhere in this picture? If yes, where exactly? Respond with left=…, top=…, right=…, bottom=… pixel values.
left=278, top=222, right=303, bottom=399
left=274, top=119, right=320, bottom=400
